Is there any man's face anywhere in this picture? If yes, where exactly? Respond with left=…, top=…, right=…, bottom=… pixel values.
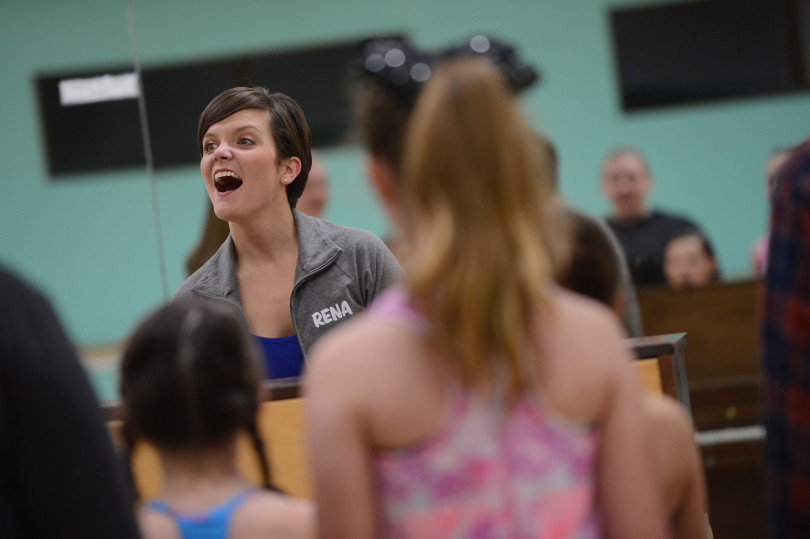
left=601, top=152, right=651, bottom=220
left=297, top=159, right=329, bottom=218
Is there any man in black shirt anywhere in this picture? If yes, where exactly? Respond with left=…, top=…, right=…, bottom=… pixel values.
left=601, top=147, right=703, bottom=286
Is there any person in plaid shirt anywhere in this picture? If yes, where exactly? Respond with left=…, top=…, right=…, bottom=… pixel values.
left=762, top=136, right=810, bottom=538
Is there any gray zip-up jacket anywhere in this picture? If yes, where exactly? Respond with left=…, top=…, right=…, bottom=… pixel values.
left=173, top=210, right=403, bottom=358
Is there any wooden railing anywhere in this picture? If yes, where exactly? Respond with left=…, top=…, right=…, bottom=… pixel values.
left=625, top=332, right=690, bottom=412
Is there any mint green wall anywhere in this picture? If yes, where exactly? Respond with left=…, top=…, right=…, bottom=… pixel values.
left=0, top=1, right=164, bottom=346
left=3, top=0, right=809, bottom=346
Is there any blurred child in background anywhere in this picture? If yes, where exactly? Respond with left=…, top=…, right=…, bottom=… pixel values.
left=663, top=229, right=719, bottom=290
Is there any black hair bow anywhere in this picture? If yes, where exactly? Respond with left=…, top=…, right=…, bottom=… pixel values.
left=357, top=34, right=540, bottom=104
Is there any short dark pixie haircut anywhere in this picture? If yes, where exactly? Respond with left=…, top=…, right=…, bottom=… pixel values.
left=198, top=86, right=313, bottom=208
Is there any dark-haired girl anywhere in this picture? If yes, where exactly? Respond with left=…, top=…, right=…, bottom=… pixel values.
left=120, top=299, right=314, bottom=539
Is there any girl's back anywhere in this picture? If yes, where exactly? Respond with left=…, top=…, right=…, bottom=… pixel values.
left=307, top=286, right=664, bottom=538
left=306, top=56, right=665, bottom=538
left=372, top=287, right=606, bottom=537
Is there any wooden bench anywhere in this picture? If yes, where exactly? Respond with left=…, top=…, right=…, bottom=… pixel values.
left=635, top=278, right=765, bottom=538
left=635, top=278, right=760, bottom=431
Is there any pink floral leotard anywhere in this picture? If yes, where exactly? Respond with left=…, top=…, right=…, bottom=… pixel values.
left=369, top=288, right=603, bottom=538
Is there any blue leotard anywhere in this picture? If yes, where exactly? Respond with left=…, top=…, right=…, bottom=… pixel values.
left=147, top=487, right=256, bottom=539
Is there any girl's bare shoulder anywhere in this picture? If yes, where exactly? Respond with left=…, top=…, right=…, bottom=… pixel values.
left=136, top=505, right=179, bottom=539
left=535, top=287, right=635, bottom=421
left=544, top=286, right=630, bottom=363
left=234, top=492, right=315, bottom=539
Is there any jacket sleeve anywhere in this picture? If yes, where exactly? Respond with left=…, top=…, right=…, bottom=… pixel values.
left=362, top=232, right=404, bottom=304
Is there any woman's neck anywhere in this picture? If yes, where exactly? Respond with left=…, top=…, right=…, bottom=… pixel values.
left=230, top=207, right=298, bottom=265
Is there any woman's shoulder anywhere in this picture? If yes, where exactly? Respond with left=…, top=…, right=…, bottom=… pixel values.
left=295, top=211, right=389, bottom=253
left=172, top=238, right=236, bottom=301
left=295, top=212, right=402, bottom=287
left=232, top=491, right=315, bottom=539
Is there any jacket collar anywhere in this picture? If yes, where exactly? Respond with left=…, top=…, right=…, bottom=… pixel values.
left=192, top=209, right=342, bottom=301
left=293, top=209, right=342, bottom=279
left=193, top=234, right=241, bottom=304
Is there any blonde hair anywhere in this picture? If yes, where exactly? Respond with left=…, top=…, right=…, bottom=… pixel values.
left=402, top=58, right=567, bottom=396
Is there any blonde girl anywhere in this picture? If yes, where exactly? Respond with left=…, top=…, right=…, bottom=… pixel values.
left=306, top=58, right=666, bottom=538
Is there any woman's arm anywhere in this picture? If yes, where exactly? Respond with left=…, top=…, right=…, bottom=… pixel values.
left=646, top=395, right=708, bottom=539
left=595, top=331, right=669, bottom=538
left=305, top=331, right=379, bottom=539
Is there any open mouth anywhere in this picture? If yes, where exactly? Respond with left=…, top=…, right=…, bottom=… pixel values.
left=214, top=171, right=243, bottom=193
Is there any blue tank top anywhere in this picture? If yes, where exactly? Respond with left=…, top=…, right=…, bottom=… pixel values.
left=254, top=334, right=304, bottom=379
left=147, top=487, right=256, bottom=539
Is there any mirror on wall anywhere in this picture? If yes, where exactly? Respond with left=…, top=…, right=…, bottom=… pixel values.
left=2, top=1, right=167, bottom=402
